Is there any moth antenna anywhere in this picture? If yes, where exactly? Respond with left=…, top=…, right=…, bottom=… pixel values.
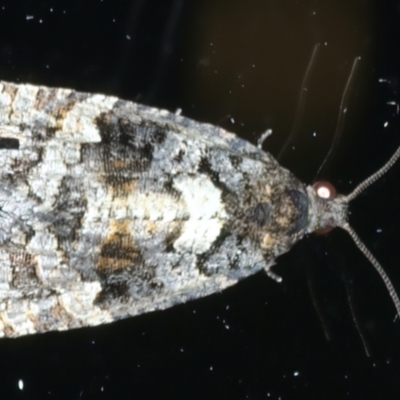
left=306, top=264, right=332, bottom=341
left=345, top=145, right=400, bottom=202
left=315, top=56, right=361, bottom=180
left=277, top=43, right=320, bottom=160
left=344, top=277, right=371, bottom=357
left=342, top=223, right=400, bottom=319
left=334, top=146, right=400, bottom=322
left=145, top=0, right=185, bottom=102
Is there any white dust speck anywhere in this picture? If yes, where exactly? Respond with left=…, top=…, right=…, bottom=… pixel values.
left=18, top=379, right=24, bottom=390
left=126, top=35, right=131, bottom=40
left=384, top=121, right=389, bottom=128
left=376, top=228, right=382, bottom=233
left=293, top=371, right=299, bottom=377
left=378, top=78, right=388, bottom=83
left=175, top=108, right=182, bottom=116
left=26, top=15, right=34, bottom=20
left=313, top=132, right=317, bottom=137
left=230, top=118, right=235, bottom=124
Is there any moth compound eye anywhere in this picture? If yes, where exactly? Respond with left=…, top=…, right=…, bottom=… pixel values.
left=313, top=181, right=337, bottom=200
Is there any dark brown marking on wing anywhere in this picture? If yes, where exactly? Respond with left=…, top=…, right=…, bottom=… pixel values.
left=228, top=154, right=243, bottom=169
left=10, top=142, right=44, bottom=178
left=10, top=252, right=40, bottom=290
left=0, top=138, right=19, bottom=149
left=196, top=227, right=234, bottom=276
left=89, top=113, right=168, bottom=186
left=246, top=202, right=273, bottom=227
left=197, top=155, right=232, bottom=201
left=164, top=224, right=183, bottom=253
left=98, top=220, right=142, bottom=274
left=35, top=88, right=91, bottom=138
left=50, top=176, right=87, bottom=248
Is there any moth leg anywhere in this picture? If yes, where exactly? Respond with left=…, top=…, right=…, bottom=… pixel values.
left=264, top=267, right=282, bottom=283
left=257, top=129, right=273, bottom=149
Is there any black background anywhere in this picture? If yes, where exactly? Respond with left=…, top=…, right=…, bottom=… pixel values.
left=0, top=0, right=399, bottom=399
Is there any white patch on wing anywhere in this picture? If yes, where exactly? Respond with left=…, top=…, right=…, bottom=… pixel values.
left=28, top=141, right=68, bottom=201
left=8, top=84, right=41, bottom=125
left=0, top=297, right=39, bottom=337
left=173, top=175, right=227, bottom=253
left=110, top=189, right=186, bottom=221
left=58, top=281, right=113, bottom=326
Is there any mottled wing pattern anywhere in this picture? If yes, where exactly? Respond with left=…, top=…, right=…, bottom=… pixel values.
left=0, top=82, right=308, bottom=337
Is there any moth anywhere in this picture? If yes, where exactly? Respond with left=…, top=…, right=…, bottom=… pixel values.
left=0, top=81, right=397, bottom=338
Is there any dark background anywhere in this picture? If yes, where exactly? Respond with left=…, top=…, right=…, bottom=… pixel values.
left=0, top=0, right=399, bottom=398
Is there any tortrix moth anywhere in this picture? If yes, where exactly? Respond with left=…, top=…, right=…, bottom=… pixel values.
left=0, top=81, right=397, bottom=338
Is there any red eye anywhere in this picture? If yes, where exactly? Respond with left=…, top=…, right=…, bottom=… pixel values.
left=312, top=181, right=337, bottom=200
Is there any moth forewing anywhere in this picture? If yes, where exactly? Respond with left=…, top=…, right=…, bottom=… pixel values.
left=0, top=80, right=397, bottom=338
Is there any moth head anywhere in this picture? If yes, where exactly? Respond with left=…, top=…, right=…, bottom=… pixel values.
left=306, top=181, right=347, bottom=235
left=311, top=180, right=339, bottom=234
